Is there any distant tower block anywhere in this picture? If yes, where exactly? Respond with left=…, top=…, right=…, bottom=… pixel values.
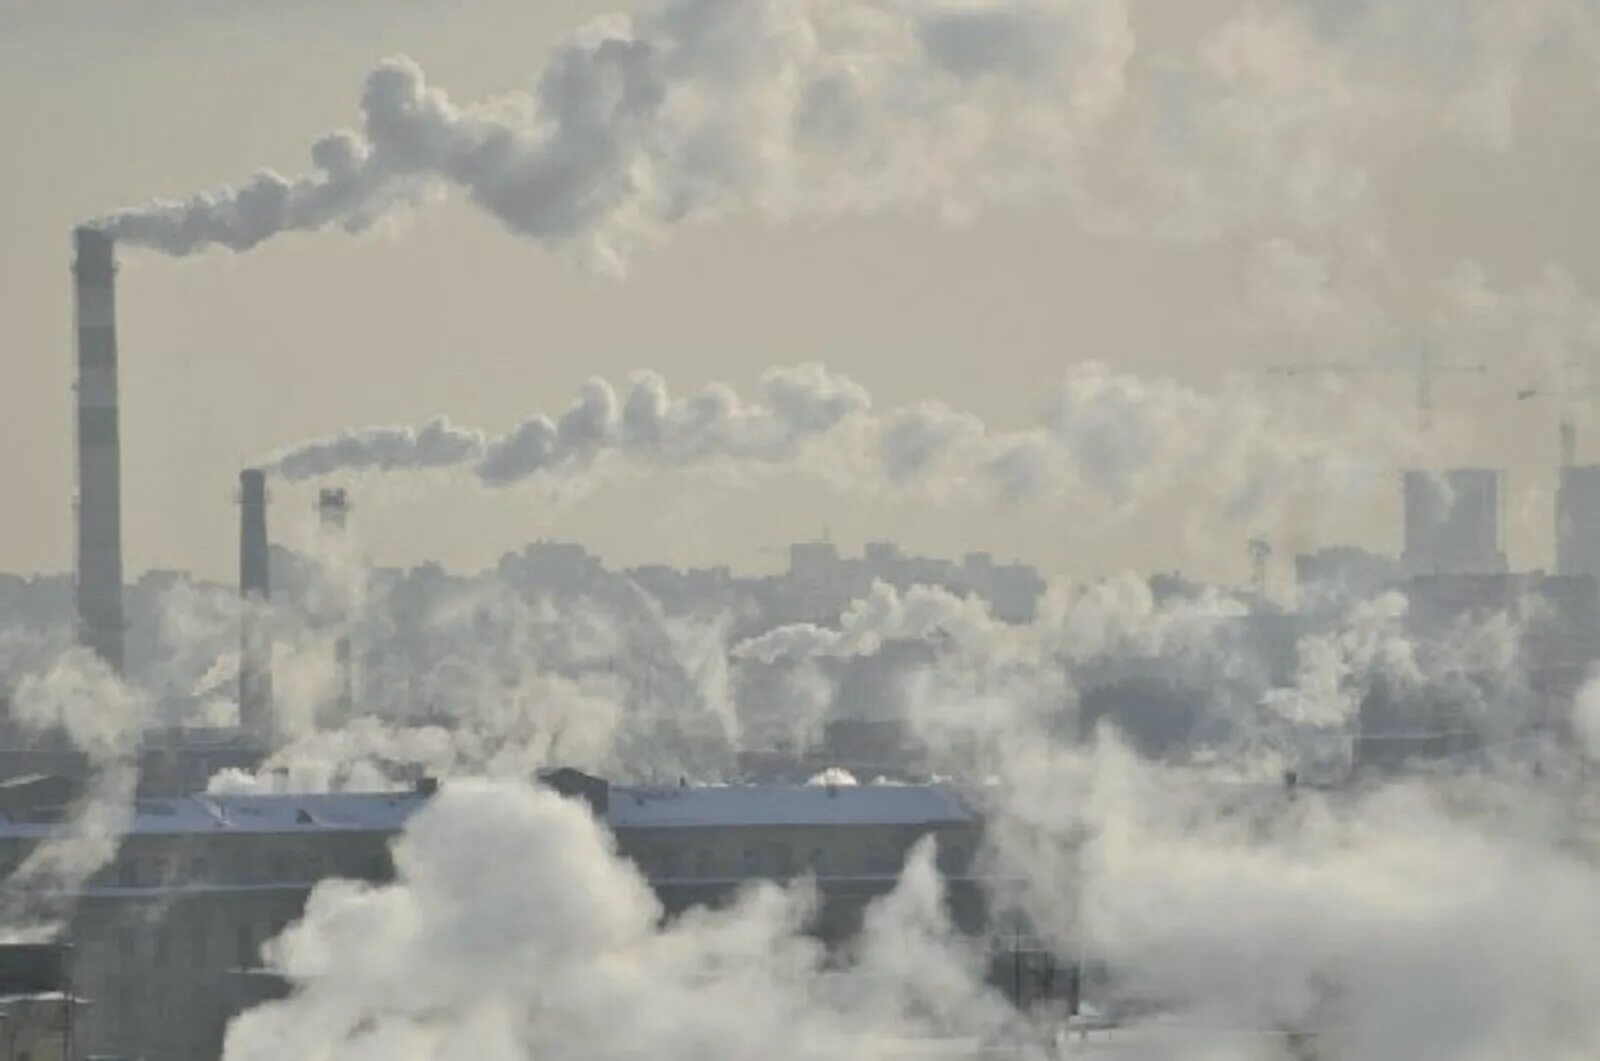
left=1402, top=468, right=1508, bottom=577
left=238, top=469, right=273, bottom=739
left=73, top=227, right=125, bottom=671
left=1557, top=466, right=1600, bottom=577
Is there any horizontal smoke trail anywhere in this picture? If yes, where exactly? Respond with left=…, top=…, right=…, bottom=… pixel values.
left=90, top=0, right=1133, bottom=270
left=265, top=361, right=1423, bottom=534
left=269, top=363, right=871, bottom=486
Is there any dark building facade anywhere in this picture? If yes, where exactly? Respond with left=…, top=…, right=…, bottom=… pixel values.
left=1, top=775, right=984, bottom=1059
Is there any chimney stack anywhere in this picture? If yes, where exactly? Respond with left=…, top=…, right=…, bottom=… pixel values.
left=316, top=487, right=349, bottom=531
left=239, top=468, right=272, bottom=739
left=316, top=486, right=354, bottom=717
left=72, top=227, right=125, bottom=672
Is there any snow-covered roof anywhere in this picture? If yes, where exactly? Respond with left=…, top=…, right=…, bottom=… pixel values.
left=0, top=791, right=427, bottom=840
left=0, top=781, right=976, bottom=839
left=605, top=783, right=975, bottom=830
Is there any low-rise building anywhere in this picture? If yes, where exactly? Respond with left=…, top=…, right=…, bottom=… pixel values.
left=1, top=773, right=983, bottom=1060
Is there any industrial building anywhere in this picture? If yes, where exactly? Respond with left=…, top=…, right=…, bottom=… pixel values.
left=1557, top=465, right=1600, bottom=576
left=0, top=773, right=982, bottom=1060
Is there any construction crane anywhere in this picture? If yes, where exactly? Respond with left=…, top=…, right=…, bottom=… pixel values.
left=1414, top=345, right=1489, bottom=432
left=1262, top=346, right=1487, bottom=431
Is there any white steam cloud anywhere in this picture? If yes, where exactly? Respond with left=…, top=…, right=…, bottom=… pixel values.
left=220, top=779, right=1015, bottom=1060
left=269, top=364, right=869, bottom=488
left=94, top=0, right=1132, bottom=273
left=0, top=649, right=149, bottom=942
left=88, top=0, right=1600, bottom=272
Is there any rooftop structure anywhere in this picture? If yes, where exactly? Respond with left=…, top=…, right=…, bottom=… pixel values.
left=606, top=782, right=973, bottom=830
left=0, top=778, right=973, bottom=843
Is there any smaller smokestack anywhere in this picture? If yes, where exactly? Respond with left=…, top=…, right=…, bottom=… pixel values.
left=238, top=469, right=272, bottom=740
left=316, top=486, right=354, bottom=717
left=316, top=487, right=349, bottom=531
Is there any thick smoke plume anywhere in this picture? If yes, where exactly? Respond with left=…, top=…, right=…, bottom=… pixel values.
left=90, top=0, right=1600, bottom=274
left=95, top=0, right=1132, bottom=272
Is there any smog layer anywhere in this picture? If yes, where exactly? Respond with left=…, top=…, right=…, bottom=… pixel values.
left=4, top=1, right=1600, bottom=1059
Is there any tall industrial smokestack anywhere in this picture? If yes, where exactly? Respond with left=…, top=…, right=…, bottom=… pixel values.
left=239, top=468, right=273, bottom=739
left=72, top=227, right=125, bottom=672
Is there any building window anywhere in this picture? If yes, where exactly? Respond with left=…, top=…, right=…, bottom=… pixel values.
left=191, top=856, right=209, bottom=884
left=772, top=845, right=795, bottom=878
left=741, top=848, right=760, bottom=877
left=269, top=852, right=291, bottom=881
left=115, top=980, right=134, bottom=1030
left=117, top=857, right=138, bottom=888
left=866, top=848, right=891, bottom=875
left=236, top=925, right=255, bottom=968
left=695, top=849, right=715, bottom=879
left=808, top=848, right=826, bottom=876
left=659, top=849, right=681, bottom=880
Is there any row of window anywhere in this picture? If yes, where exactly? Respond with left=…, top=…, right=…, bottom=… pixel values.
left=0, top=837, right=387, bottom=889
left=84, top=971, right=236, bottom=1052
left=105, top=845, right=389, bottom=889
left=107, top=911, right=281, bottom=971
left=629, top=840, right=970, bottom=881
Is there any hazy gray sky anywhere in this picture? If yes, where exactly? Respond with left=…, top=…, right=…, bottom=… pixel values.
left=4, top=0, right=1598, bottom=585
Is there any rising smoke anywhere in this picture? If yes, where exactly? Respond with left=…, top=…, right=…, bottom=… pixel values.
left=93, top=0, right=1131, bottom=272
left=0, top=649, right=148, bottom=942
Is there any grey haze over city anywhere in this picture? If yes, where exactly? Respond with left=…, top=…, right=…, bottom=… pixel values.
left=3, top=0, right=1600, bottom=1058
